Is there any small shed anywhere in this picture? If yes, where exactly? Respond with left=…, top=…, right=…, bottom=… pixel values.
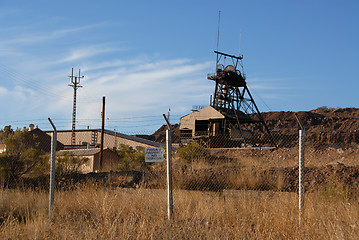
left=180, top=106, right=226, bottom=142
left=57, top=148, right=119, bottom=173
left=179, top=105, right=256, bottom=147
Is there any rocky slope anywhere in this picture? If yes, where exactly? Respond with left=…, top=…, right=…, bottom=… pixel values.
left=261, top=107, right=359, bottom=148
left=151, top=107, right=359, bottom=148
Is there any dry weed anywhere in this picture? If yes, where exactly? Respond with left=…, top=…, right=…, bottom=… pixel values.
left=0, top=186, right=358, bottom=239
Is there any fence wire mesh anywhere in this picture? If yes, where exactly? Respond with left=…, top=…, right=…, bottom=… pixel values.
left=0, top=123, right=359, bottom=239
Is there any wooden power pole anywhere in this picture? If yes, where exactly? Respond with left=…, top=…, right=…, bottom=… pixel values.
left=99, top=96, right=105, bottom=169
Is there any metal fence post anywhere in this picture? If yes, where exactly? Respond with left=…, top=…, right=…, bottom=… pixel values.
left=163, top=114, right=173, bottom=220
left=48, top=118, right=57, bottom=220
left=298, top=129, right=305, bottom=226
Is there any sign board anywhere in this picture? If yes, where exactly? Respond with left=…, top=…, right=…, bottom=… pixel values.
left=145, top=148, right=164, bottom=162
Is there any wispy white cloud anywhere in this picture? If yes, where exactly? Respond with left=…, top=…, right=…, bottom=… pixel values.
left=246, top=76, right=297, bottom=96
left=0, top=85, right=36, bottom=99
left=250, top=83, right=289, bottom=91
left=49, top=23, right=106, bottom=39
left=57, top=44, right=122, bottom=63
left=84, top=59, right=143, bottom=72
left=0, top=23, right=105, bottom=46
left=0, top=86, right=9, bottom=95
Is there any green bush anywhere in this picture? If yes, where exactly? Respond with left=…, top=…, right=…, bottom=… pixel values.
left=116, top=144, right=145, bottom=171
left=177, top=142, right=211, bottom=163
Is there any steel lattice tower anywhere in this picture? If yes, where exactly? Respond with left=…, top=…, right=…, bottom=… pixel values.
left=68, top=68, right=84, bottom=145
left=208, top=51, right=276, bottom=147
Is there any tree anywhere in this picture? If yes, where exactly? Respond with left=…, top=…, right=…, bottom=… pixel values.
left=0, top=127, right=48, bottom=188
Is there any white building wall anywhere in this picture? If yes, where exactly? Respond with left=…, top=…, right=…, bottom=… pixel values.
left=180, top=106, right=225, bottom=133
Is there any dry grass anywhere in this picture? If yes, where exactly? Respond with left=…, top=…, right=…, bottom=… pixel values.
left=1, top=145, right=358, bottom=238
left=1, top=185, right=358, bottom=239
left=140, top=146, right=359, bottom=193
left=211, top=145, right=359, bottom=168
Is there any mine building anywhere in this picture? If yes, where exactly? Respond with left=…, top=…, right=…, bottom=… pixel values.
left=179, top=51, right=276, bottom=148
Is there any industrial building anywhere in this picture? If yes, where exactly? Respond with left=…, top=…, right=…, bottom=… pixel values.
left=45, top=129, right=163, bottom=150
left=57, top=148, right=120, bottom=173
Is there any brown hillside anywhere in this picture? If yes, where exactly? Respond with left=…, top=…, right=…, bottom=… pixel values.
left=261, top=107, right=359, bottom=148
left=152, top=124, right=180, bottom=143
left=152, top=107, right=359, bottom=147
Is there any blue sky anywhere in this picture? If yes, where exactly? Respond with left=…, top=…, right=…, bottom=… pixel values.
left=0, top=1, right=358, bottom=134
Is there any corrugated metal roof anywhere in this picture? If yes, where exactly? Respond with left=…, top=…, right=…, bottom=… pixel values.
left=58, top=148, right=101, bottom=156
left=46, top=129, right=163, bottom=148
left=103, top=129, right=163, bottom=147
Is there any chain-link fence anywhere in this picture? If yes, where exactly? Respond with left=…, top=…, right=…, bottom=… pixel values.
left=0, top=123, right=358, bottom=239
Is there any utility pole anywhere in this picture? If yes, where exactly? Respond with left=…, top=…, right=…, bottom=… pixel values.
left=163, top=113, right=173, bottom=220
left=99, top=96, right=105, bottom=170
left=68, top=68, right=84, bottom=145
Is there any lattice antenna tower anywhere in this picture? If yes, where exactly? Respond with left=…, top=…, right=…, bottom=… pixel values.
left=68, top=68, right=84, bottom=145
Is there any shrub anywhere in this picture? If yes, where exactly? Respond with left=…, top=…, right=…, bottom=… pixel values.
left=56, top=153, right=89, bottom=176
left=177, top=142, right=211, bottom=164
left=116, top=144, right=145, bottom=171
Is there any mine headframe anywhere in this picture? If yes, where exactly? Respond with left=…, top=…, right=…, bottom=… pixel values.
left=208, top=50, right=277, bottom=147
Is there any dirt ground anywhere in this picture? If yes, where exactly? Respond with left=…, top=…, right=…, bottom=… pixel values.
left=206, top=145, right=359, bottom=194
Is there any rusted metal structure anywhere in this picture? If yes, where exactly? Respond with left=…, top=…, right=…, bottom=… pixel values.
left=180, top=51, right=276, bottom=148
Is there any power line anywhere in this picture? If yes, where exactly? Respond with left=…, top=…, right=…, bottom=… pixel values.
left=251, top=88, right=272, bottom=112
left=0, top=63, right=70, bottom=100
